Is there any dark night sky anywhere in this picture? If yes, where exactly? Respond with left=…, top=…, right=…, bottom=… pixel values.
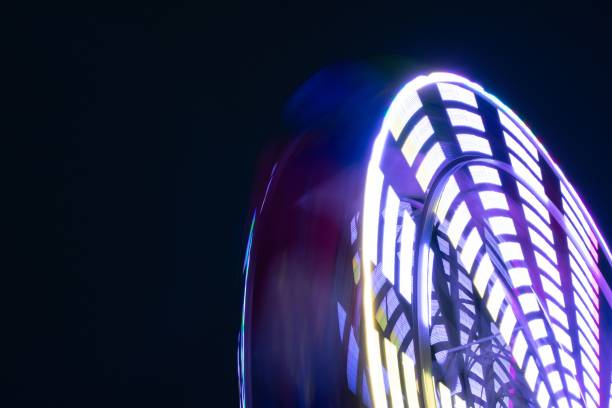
left=9, top=2, right=612, bottom=407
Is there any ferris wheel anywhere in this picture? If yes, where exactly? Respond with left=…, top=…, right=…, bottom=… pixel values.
left=239, top=72, right=612, bottom=408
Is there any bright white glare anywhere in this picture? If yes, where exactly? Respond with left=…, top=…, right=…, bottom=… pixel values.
left=457, top=133, right=492, bottom=156
left=383, top=338, right=404, bottom=408
left=546, top=300, right=569, bottom=329
left=524, top=356, right=539, bottom=391
left=447, top=108, right=485, bottom=132
left=538, top=344, right=555, bottom=367
left=498, top=242, right=524, bottom=263
left=401, top=353, right=420, bottom=408
left=447, top=201, right=471, bottom=248
left=534, top=252, right=560, bottom=285
left=401, top=116, right=435, bottom=166
left=548, top=370, right=563, bottom=393
left=536, top=383, right=551, bottom=407
left=509, top=267, right=532, bottom=288
left=416, top=142, right=446, bottom=191
left=453, top=394, right=467, bottom=408
left=523, top=204, right=554, bottom=242
left=499, top=307, right=517, bottom=344
left=541, top=275, right=565, bottom=307
left=568, top=240, right=597, bottom=291
left=488, top=216, right=517, bottom=236
left=364, top=166, right=384, bottom=265
left=438, top=381, right=452, bottom=408
left=565, top=373, right=580, bottom=396
left=399, top=210, right=415, bottom=304
left=512, top=330, right=528, bottom=367
left=498, top=109, right=538, bottom=159
left=528, top=318, right=547, bottom=340
left=469, top=165, right=502, bottom=186
left=478, top=190, right=509, bottom=211
left=387, top=90, right=423, bottom=140
left=553, top=325, right=574, bottom=351
left=518, top=293, right=540, bottom=314
left=510, top=154, right=545, bottom=197
left=563, top=197, right=598, bottom=259
left=559, top=348, right=576, bottom=374
left=517, top=182, right=550, bottom=223
left=437, top=82, right=478, bottom=107
left=382, top=186, right=400, bottom=284
left=561, top=184, right=597, bottom=246
left=504, top=131, right=543, bottom=179
left=435, top=176, right=460, bottom=222
left=460, top=227, right=483, bottom=272
left=473, top=253, right=493, bottom=297
left=486, top=279, right=505, bottom=320
left=529, top=227, right=558, bottom=264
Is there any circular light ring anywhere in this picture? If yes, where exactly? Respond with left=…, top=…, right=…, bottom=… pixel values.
left=361, top=73, right=611, bottom=407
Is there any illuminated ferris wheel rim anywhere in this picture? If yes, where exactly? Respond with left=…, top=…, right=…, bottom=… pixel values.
left=360, top=72, right=612, bottom=407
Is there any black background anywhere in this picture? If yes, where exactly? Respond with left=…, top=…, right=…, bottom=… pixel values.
left=9, top=2, right=612, bottom=407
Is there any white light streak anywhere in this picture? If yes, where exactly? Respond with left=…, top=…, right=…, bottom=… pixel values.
left=447, top=201, right=471, bottom=248
left=517, top=182, right=550, bottom=223
left=401, top=353, right=420, bottom=408
left=387, top=91, right=422, bottom=140
left=504, top=131, right=543, bottom=179
left=512, top=330, right=528, bottom=367
left=383, top=338, right=404, bottom=408
left=510, top=154, right=545, bottom=197
left=383, top=186, right=400, bottom=284
left=416, top=142, right=446, bottom=191
left=401, top=116, right=435, bottom=166
left=523, top=204, right=554, bottom=242
left=399, top=210, right=415, bottom=304
left=486, top=279, right=505, bottom=319
left=447, top=108, right=485, bottom=131
left=473, top=253, right=493, bottom=297
left=479, top=190, right=509, bottom=211
left=437, top=82, right=478, bottom=107
left=509, top=267, right=532, bottom=288
left=469, top=165, right=502, bottom=186
left=518, top=293, right=540, bottom=314
left=498, top=242, right=524, bottom=263
left=457, top=133, right=492, bottom=155
left=499, top=307, right=517, bottom=344
left=488, top=216, right=517, bottom=236
left=498, top=109, right=538, bottom=159
left=460, top=227, right=483, bottom=272
left=435, top=176, right=460, bottom=222
left=524, top=356, right=539, bottom=391
left=528, top=318, right=547, bottom=340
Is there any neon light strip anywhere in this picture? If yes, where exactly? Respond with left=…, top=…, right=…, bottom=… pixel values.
left=387, top=91, right=423, bottom=140
left=383, top=338, right=404, bottom=408
left=469, top=165, right=502, bottom=186
left=479, top=190, right=509, bottom=211
left=504, top=131, right=542, bottom=179
left=437, top=82, right=478, bottom=107
left=488, top=216, right=517, bottom=236
left=415, top=142, right=446, bottom=191
left=383, top=186, right=400, bottom=284
left=456, top=133, right=492, bottom=155
left=498, top=109, right=538, bottom=159
left=362, top=132, right=388, bottom=408
left=401, top=116, right=435, bottom=166
left=434, top=175, right=460, bottom=221
left=399, top=210, right=415, bottom=303
left=446, top=108, right=485, bottom=131
left=401, top=353, right=420, bottom=407
left=562, top=197, right=598, bottom=259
